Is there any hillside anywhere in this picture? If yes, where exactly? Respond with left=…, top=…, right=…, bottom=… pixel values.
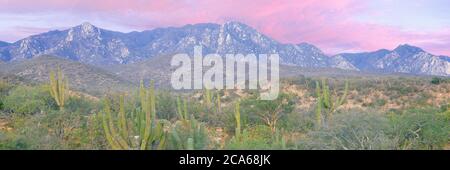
left=0, top=55, right=135, bottom=96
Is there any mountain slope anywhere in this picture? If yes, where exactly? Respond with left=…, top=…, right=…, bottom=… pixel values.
left=0, top=55, right=135, bottom=96
left=338, top=44, right=449, bottom=76
left=105, top=53, right=365, bottom=88
left=0, top=41, right=9, bottom=47
left=0, top=22, right=354, bottom=69
left=1, top=22, right=448, bottom=76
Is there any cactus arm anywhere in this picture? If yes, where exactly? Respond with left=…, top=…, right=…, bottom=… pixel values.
left=315, top=81, right=322, bottom=128
left=157, top=131, right=167, bottom=150
left=234, top=101, right=241, bottom=139
left=118, top=95, right=128, bottom=141
left=150, top=81, right=156, bottom=119
left=49, top=71, right=59, bottom=106
left=101, top=111, right=121, bottom=150
left=183, top=99, right=188, bottom=121
left=141, top=81, right=156, bottom=150
left=216, top=92, right=221, bottom=113
left=187, top=138, right=194, bottom=150
left=337, top=80, right=349, bottom=107
left=205, top=89, right=211, bottom=106
left=140, top=103, right=152, bottom=150
left=49, top=68, right=67, bottom=110
left=176, top=97, right=184, bottom=120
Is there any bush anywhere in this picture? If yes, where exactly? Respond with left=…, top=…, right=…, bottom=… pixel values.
left=0, top=132, right=31, bottom=149
left=0, top=81, right=14, bottom=110
left=3, top=86, right=55, bottom=114
left=430, top=77, right=442, bottom=85
left=156, top=91, right=178, bottom=120
left=225, top=125, right=273, bottom=150
left=299, top=112, right=397, bottom=150
left=2, top=111, right=107, bottom=150
left=64, top=96, right=99, bottom=114
left=388, top=108, right=449, bottom=149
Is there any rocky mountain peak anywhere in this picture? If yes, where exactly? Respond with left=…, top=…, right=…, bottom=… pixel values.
left=394, top=44, right=424, bottom=56
left=72, top=22, right=102, bottom=39
left=296, top=43, right=324, bottom=55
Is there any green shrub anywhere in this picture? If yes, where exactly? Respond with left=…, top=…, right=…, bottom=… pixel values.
left=239, top=93, right=295, bottom=132
left=156, top=91, right=178, bottom=120
left=225, top=125, right=273, bottom=150
left=299, top=112, right=397, bottom=150
left=64, top=96, right=99, bottom=114
left=430, top=77, right=442, bottom=85
left=388, top=108, right=449, bottom=149
left=0, top=132, right=31, bottom=149
left=3, top=86, right=55, bottom=114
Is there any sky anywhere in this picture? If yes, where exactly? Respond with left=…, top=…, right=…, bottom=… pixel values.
left=0, top=0, right=449, bottom=56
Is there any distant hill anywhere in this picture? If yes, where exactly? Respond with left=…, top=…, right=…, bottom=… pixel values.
left=337, top=44, right=449, bottom=76
left=0, top=55, right=135, bottom=96
left=0, top=41, right=9, bottom=47
left=104, top=54, right=174, bottom=88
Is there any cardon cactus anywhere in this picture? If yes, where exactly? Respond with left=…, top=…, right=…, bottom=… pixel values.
left=49, top=68, right=68, bottom=110
left=100, top=81, right=167, bottom=150
left=315, top=79, right=349, bottom=128
left=167, top=97, right=209, bottom=150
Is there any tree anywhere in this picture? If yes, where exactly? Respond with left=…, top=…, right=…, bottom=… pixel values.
left=241, top=93, right=294, bottom=133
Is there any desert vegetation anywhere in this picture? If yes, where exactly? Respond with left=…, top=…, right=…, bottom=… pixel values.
left=0, top=71, right=449, bottom=150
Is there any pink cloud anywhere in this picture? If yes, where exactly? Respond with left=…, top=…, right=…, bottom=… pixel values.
left=0, top=0, right=449, bottom=56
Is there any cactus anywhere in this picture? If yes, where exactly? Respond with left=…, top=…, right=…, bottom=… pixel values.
left=168, top=98, right=209, bottom=150
left=315, top=79, right=349, bottom=128
left=273, top=128, right=287, bottom=149
left=234, top=100, right=241, bottom=140
left=49, top=68, right=68, bottom=110
left=204, top=88, right=212, bottom=107
left=216, top=91, right=221, bottom=113
left=176, top=97, right=188, bottom=120
left=100, top=81, right=166, bottom=150
left=315, top=81, right=323, bottom=128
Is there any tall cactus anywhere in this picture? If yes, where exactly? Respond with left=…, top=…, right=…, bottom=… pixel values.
left=100, top=81, right=166, bottom=150
left=176, top=97, right=188, bottom=120
left=168, top=97, right=209, bottom=150
left=204, top=88, right=212, bottom=107
left=234, top=100, right=241, bottom=140
left=49, top=68, right=68, bottom=110
left=315, top=81, right=323, bottom=128
left=315, top=79, right=349, bottom=128
left=216, top=92, right=221, bottom=113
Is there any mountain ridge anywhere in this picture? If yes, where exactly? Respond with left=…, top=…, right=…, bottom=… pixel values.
left=338, top=44, right=449, bottom=76
left=0, top=22, right=448, bottom=76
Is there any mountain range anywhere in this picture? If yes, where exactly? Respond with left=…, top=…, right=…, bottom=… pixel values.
left=0, top=21, right=448, bottom=76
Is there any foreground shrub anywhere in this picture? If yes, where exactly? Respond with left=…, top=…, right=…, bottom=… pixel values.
left=0, top=132, right=30, bottom=149
left=225, top=125, right=273, bottom=150
left=388, top=108, right=449, bottom=150
left=3, top=86, right=54, bottom=114
left=299, top=112, right=397, bottom=150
